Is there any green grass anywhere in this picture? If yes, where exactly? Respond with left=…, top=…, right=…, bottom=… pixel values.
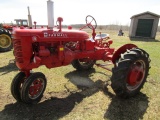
left=0, top=30, right=160, bottom=120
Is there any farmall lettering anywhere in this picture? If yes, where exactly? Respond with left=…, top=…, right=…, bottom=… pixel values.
left=44, top=32, right=67, bottom=37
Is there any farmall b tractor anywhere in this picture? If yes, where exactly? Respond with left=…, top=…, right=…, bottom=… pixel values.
left=11, top=3, right=150, bottom=104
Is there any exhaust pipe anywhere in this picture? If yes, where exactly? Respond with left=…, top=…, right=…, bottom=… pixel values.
left=27, top=6, right=32, bottom=29
left=47, top=0, right=54, bottom=29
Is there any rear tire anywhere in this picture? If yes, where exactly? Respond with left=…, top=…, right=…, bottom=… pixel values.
left=72, top=59, right=95, bottom=71
left=0, top=28, right=12, bottom=52
left=21, top=72, right=47, bottom=104
left=111, top=48, right=150, bottom=98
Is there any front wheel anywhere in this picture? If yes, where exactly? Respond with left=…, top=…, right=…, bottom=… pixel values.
left=11, top=72, right=26, bottom=102
left=71, top=59, right=96, bottom=71
left=111, top=48, right=151, bottom=98
left=21, top=72, right=47, bottom=104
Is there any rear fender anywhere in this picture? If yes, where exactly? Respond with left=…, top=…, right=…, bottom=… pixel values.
left=112, top=44, right=137, bottom=64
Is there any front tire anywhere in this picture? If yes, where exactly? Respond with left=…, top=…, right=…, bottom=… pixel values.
left=21, top=72, right=47, bottom=104
left=111, top=48, right=150, bottom=98
left=0, top=28, right=12, bottom=52
left=72, top=59, right=95, bottom=71
left=11, top=72, right=26, bottom=102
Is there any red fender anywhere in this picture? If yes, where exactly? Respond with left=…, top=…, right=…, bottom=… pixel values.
left=112, top=44, right=137, bottom=64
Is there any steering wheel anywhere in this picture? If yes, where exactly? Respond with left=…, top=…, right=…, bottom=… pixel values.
left=85, top=15, right=97, bottom=29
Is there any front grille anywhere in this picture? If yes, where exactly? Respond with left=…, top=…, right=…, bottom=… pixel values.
left=13, top=39, right=24, bottom=63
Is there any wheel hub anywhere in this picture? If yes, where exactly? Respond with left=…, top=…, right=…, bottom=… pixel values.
left=128, top=66, right=143, bottom=86
left=29, top=79, right=44, bottom=98
left=127, top=60, right=145, bottom=89
left=0, top=34, right=11, bottom=48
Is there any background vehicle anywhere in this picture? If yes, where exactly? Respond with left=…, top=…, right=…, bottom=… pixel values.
left=0, top=19, right=29, bottom=52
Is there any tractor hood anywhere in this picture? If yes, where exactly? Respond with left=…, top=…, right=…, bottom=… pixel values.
left=12, top=28, right=89, bottom=42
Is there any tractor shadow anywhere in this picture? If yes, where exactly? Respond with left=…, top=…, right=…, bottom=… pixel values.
left=65, top=68, right=98, bottom=89
left=0, top=69, right=149, bottom=120
left=0, top=92, right=86, bottom=120
left=103, top=89, right=149, bottom=120
left=0, top=59, right=18, bottom=75
left=0, top=68, right=109, bottom=120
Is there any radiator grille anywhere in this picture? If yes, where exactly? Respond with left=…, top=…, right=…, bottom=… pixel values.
left=13, top=39, right=24, bottom=63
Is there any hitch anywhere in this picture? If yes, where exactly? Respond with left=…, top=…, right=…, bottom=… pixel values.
left=95, top=62, right=113, bottom=72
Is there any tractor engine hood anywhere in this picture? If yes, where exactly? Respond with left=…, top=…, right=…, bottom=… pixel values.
left=12, top=28, right=89, bottom=42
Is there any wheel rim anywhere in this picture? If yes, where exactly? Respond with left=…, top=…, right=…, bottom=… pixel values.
left=126, top=60, right=146, bottom=91
left=28, top=78, right=45, bottom=99
left=0, top=34, right=12, bottom=48
left=78, top=59, right=94, bottom=67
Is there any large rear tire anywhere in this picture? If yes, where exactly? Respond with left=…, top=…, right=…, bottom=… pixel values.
left=111, top=48, right=150, bottom=98
left=72, top=59, right=95, bottom=71
left=21, top=72, right=47, bottom=104
left=0, top=28, right=12, bottom=52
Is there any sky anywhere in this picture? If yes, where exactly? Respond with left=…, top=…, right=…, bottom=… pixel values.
left=0, top=0, right=160, bottom=26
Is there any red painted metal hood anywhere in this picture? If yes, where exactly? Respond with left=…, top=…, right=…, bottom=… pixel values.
left=12, top=28, right=89, bottom=41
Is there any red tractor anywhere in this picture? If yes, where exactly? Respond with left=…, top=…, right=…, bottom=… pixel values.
left=11, top=15, right=150, bottom=104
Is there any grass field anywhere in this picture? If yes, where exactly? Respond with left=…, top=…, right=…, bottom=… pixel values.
left=0, top=30, right=160, bottom=120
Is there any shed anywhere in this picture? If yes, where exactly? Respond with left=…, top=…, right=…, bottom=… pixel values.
left=129, top=11, right=160, bottom=39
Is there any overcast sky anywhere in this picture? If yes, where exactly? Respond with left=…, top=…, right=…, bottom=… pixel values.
left=0, top=0, right=160, bottom=25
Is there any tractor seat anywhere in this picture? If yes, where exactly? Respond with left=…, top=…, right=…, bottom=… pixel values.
left=95, top=33, right=110, bottom=40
